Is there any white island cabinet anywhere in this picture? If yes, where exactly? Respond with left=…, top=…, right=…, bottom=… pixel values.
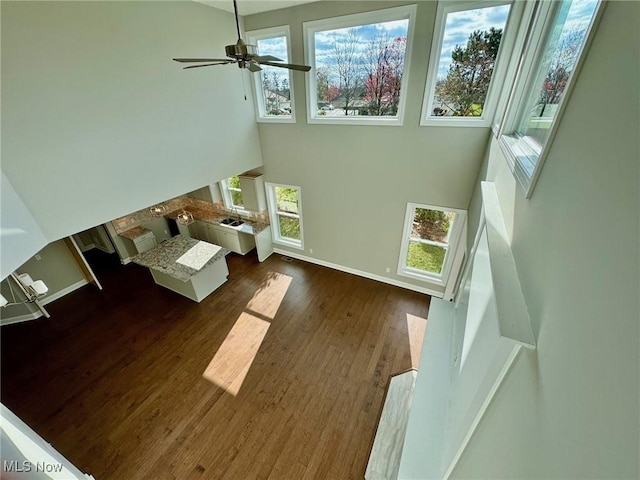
left=132, top=235, right=230, bottom=303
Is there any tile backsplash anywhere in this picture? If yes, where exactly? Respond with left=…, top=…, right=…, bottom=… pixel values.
left=112, top=196, right=269, bottom=234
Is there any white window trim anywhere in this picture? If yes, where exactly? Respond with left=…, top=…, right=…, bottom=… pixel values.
left=245, top=25, right=296, bottom=124
left=265, top=182, right=304, bottom=250
left=497, top=0, right=605, bottom=198
left=397, top=203, right=467, bottom=287
left=491, top=0, right=539, bottom=137
left=420, top=0, right=524, bottom=128
left=220, top=178, right=247, bottom=211
left=303, top=5, right=417, bottom=127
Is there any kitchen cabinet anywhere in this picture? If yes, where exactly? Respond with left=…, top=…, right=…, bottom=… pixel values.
left=210, top=224, right=255, bottom=255
left=189, top=220, right=255, bottom=256
left=239, top=174, right=267, bottom=212
left=177, top=222, right=191, bottom=238
left=204, top=223, right=220, bottom=245
left=190, top=220, right=208, bottom=242
left=133, top=231, right=157, bottom=254
left=255, top=226, right=274, bottom=262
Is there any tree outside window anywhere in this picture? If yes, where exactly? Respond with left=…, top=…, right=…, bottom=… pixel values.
left=398, top=203, right=466, bottom=286
left=435, top=27, right=503, bottom=117
left=227, top=176, right=244, bottom=208
left=266, top=183, right=303, bottom=249
left=431, top=4, right=511, bottom=119
left=305, top=6, right=415, bottom=123
left=275, top=187, right=300, bottom=240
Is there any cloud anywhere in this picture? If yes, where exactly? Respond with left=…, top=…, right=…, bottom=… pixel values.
left=561, top=0, right=599, bottom=37
left=312, top=19, right=409, bottom=75
left=256, top=36, right=288, bottom=61
left=438, top=4, right=510, bottom=79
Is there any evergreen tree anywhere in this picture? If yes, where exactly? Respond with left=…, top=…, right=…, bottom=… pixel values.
left=435, top=28, right=502, bottom=116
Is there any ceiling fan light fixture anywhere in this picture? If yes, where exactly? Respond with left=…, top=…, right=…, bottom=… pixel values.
left=173, top=0, right=311, bottom=74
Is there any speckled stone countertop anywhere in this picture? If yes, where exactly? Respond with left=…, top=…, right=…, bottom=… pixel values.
left=132, top=235, right=229, bottom=282
left=165, top=208, right=269, bottom=235
left=119, top=226, right=152, bottom=240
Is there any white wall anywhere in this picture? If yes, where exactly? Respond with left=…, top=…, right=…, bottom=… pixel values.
left=0, top=173, right=48, bottom=279
left=1, top=240, right=87, bottom=325
left=452, top=2, right=639, bottom=477
left=245, top=1, right=489, bottom=292
left=1, top=1, right=263, bottom=248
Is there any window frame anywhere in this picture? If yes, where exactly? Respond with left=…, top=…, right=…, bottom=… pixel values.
left=397, top=203, right=467, bottom=286
left=303, top=4, right=417, bottom=126
left=220, top=176, right=246, bottom=211
left=265, top=182, right=304, bottom=250
left=245, top=25, right=296, bottom=124
left=420, top=0, right=523, bottom=128
left=497, top=0, right=605, bottom=198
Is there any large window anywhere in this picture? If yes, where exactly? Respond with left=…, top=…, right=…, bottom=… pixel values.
left=303, top=5, right=416, bottom=125
left=499, top=0, right=603, bottom=197
left=421, top=1, right=521, bottom=127
left=398, top=204, right=466, bottom=286
left=266, top=183, right=303, bottom=249
left=221, top=176, right=244, bottom=210
left=246, top=26, right=295, bottom=123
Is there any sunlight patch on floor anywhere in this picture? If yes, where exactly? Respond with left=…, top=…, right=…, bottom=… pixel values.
left=246, top=272, right=292, bottom=318
left=406, top=313, right=427, bottom=369
left=203, top=272, right=292, bottom=396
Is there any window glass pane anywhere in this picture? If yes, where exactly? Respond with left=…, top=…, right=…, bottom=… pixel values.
left=432, top=4, right=511, bottom=118
left=412, top=208, right=455, bottom=243
left=406, top=241, right=446, bottom=274
left=227, top=176, right=243, bottom=207
left=275, top=187, right=299, bottom=214
left=278, top=216, right=300, bottom=240
left=314, top=19, right=409, bottom=117
left=257, top=36, right=292, bottom=117
left=516, top=0, right=598, bottom=147
left=230, top=190, right=244, bottom=207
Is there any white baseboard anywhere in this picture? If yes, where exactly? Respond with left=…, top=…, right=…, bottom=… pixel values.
left=40, top=280, right=88, bottom=306
left=121, top=257, right=132, bottom=265
left=0, top=311, right=43, bottom=326
left=1, top=280, right=89, bottom=326
left=79, top=243, right=96, bottom=252
left=273, top=249, right=443, bottom=297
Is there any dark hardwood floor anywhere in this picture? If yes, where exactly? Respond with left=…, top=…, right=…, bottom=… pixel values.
left=1, top=250, right=429, bottom=479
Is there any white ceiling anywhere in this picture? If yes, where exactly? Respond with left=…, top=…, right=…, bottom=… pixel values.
left=196, top=0, right=320, bottom=16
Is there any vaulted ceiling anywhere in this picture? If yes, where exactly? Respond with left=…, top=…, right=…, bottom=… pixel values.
left=196, top=0, right=320, bottom=16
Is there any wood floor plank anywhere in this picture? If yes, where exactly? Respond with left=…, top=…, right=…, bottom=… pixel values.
left=1, top=250, right=429, bottom=479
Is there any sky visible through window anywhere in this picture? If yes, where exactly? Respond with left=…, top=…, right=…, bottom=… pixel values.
left=314, top=19, right=409, bottom=82
left=256, top=37, right=289, bottom=88
left=438, top=5, right=511, bottom=81
left=311, top=17, right=410, bottom=117
left=517, top=0, right=599, bottom=149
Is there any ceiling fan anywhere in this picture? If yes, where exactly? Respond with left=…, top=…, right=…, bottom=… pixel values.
left=173, top=0, right=311, bottom=73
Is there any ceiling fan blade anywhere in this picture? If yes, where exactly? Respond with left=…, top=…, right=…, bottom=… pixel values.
left=173, top=58, right=231, bottom=63
left=259, top=61, right=311, bottom=72
left=254, top=55, right=283, bottom=63
left=248, top=61, right=262, bottom=73
left=183, top=62, right=233, bottom=70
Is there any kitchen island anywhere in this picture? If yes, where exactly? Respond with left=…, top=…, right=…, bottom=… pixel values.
left=132, top=235, right=230, bottom=302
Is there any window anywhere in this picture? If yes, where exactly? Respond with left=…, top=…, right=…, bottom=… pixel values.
left=266, top=183, right=303, bottom=249
left=246, top=26, right=295, bottom=122
left=398, top=203, right=466, bottom=286
left=221, top=176, right=244, bottom=210
left=421, top=1, right=520, bottom=127
left=499, top=0, right=603, bottom=197
left=303, top=5, right=416, bottom=125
